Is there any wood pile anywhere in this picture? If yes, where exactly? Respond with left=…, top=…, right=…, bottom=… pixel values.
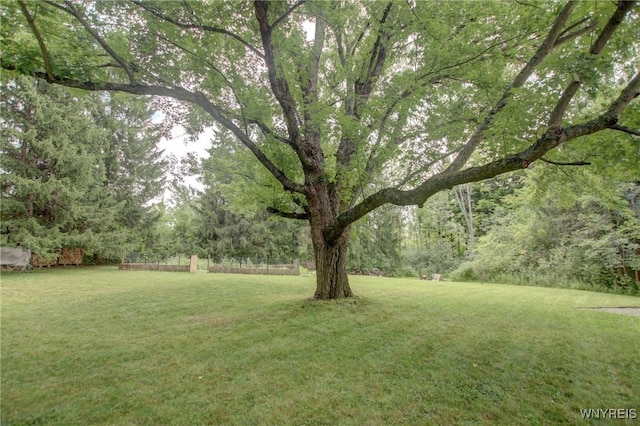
left=30, top=253, right=58, bottom=267
left=30, top=248, right=84, bottom=267
left=58, top=248, right=84, bottom=265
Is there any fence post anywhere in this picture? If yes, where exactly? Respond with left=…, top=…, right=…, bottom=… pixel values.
left=189, top=254, right=198, bottom=273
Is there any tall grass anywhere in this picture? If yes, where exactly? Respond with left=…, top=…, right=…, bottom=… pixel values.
left=2, top=267, right=639, bottom=425
left=450, top=263, right=639, bottom=296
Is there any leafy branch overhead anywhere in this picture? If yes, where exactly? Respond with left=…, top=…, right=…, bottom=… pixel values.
left=2, top=0, right=638, bottom=298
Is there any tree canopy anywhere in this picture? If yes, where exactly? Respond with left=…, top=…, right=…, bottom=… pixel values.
left=0, top=76, right=168, bottom=261
left=1, top=0, right=638, bottom=298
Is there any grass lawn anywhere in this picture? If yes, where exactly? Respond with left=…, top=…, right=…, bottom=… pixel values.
left=1, top=267, right=639, bottom=425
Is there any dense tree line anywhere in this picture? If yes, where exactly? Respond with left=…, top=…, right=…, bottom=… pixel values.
left=0, top=77, right=167, bottom=261
left=2, top=76, right=637, bottom=294
left=458, top=167, right=640, bottom=293
left=4, top=1, right=637, bottom=299
left=348, top=165, right=640, bottom=294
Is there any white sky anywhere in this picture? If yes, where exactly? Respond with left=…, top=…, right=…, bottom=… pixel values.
left=151, top=19, right=313, bottom=200
left=152, top=110, right=211, bottom=199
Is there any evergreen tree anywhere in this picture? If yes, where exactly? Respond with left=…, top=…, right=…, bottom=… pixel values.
left=90, top=93, right=168, bottom=257
left=1, top=77, right=169, bottom=261
left=172, top=130, right=307, bottom=262
left=0, top=77, right=122, bottom=259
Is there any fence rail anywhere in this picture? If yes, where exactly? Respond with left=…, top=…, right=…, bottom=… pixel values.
left=119, top=254, right=198, bottom=273
left=119, top=263, right=191, bottom=272
left=207, top=265, right=299, bottom=276
left=119, top=253, right=302, bottom=276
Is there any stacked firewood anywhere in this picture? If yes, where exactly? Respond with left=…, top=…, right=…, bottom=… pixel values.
left=30, top=248, right=84, bottom=267
left=30, top=253, right=58, bottom=267
left=58, top=248, right=84, bottom=266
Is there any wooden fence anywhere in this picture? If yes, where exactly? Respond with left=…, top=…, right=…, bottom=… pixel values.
left=208, top=265, right=300, bottom=276
left=119, top=255, right=198, bottom=273
left=119, top=264, right=190, bottom=272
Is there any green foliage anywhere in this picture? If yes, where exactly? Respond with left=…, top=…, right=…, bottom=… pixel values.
left=2, top=0, right=638, bottom=299
left=90, top=92, right=168, bottom=258
left=465, top=165, right=640, bottom=293
left=161, top=132, right=309, bottom=261
left=404, top=192, right=467, bottom=276
left=348, top=205, right=404, bottom=274
left=1, top=77, right=116, bottom=257
left=0, top=76, right=168, bottom=261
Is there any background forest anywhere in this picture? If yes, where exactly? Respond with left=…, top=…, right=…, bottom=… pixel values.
left=1, top=77, right=639, bottom=293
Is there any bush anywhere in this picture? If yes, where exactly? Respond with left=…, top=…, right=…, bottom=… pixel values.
left=394, top=266, right=418, bottom=278
left=448, top=262, right=478, bottom=282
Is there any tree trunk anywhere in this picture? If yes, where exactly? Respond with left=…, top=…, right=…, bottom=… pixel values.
left=307, top=185, right=354, bottom=299
left=312, top=225, right=353, bottom=299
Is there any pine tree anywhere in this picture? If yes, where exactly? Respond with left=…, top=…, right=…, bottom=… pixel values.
left=0, top=77, right=121, bottom=259
left=90, top=93, right=168, bottom=257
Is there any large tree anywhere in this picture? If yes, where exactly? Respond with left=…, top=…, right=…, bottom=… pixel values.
left=2, top=0, right=638, bottom=298
left=0, top=77, right=122, bottom=258
left=0, top=76, right=168, bottom=260
left=90, top=92, right=169, bottom=257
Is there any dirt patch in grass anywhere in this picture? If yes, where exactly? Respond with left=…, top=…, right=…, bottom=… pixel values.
left=578, top=307, right=640, bottom=316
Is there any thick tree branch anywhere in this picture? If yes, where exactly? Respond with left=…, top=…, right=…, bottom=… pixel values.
left=271, top=0, right=306, bottom=29
left=194, top=95, right=307, bottom=195
left=353, top=2, right=393, bottom=113
left=17, top=0, right=54, bottom=81
left=325, top=72, right=640, bottom=243
left=548, top=0, right=636, bottom=127
left=254, top=1, right=313, bottom=172
left=445, top=1, right=577, bottom=174
left=589, top=1, right=636, bottom=55
left=335, top=3, right=393, bottom=172
left=301, top=15, right=326, bottom=133
left=303, top=15, right=326, bottom=101
left=356, top=3, right=393, bottom=101
left=131, top=0, right=265, bottom=59
left=605, top=72, right=640, bottom=118
left=44, top=0, right=135, bottom=83
left=554, top=17, right=598, bottom=46
left=334, top=28, right=347, bottom=67
left=2, top=64, right=307, bottom=195
left=152, top=31, right=256, bottom=134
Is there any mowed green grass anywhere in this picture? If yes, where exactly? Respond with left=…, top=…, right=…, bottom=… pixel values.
left=1, top=267, right=638, bottom=425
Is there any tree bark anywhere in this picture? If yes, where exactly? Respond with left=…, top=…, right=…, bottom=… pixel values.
left=307, top=183, right=354, bottom=299
left=312, top=225, right=353, bottom=299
